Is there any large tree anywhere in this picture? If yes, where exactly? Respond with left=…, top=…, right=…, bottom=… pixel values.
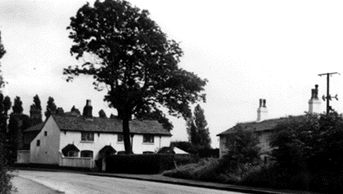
left=187, top=104, right=211, bottom=149
left=64, top=0, right=207, bottom=154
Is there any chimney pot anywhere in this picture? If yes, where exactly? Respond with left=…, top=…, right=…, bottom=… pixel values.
left=257, top=99, right=268, bottom=122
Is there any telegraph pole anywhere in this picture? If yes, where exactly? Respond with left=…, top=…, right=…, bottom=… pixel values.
left=318, top=72, right=339, bottom=114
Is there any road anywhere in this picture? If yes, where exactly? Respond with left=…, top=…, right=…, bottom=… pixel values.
left=14, top=170, right=244, bottom=194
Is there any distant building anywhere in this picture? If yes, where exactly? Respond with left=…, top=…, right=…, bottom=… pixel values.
left=18, top=100, right=172, bottom=169
left=217, top=85, right=322, bottom=159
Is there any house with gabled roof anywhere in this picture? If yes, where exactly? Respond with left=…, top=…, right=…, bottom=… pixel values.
left=217, top=85, right=322, bottom=158
left=20, top=99, right=172, bottom=168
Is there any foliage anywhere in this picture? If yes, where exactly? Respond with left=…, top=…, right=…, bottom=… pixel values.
left=64, top=0, right=207, bottom=153
left=0, top=32, right=13, bottom=193
left=45, top=97, right=57, bottom=119
left=32, top=94, right=42, bottom=110
left=8, top=97, right=31, bottom=161
left=268, top=112, right=343, bottom=192
left=187, top=104, right=211, bottom=149
left=0, top=32, right=5, bottom=60
left=221, top=125, right=261, bottom=177
left=12, top=96, right=23, bottom=114
left=163, top=158, right=229, bottom=183
left=30, top=95, right=43, bottom=125
left=98, top=109, right=107, bottom=118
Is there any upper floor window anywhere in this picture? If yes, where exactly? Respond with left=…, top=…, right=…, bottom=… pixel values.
left=44, top=131, right=47, bottom=136
left=117, top=134, right=123, bottom=142
left=143, top=135, right=154, bottom=143
left=81, top=132, right=94, bottom=141
left=36, top=140, right=40, bottom=146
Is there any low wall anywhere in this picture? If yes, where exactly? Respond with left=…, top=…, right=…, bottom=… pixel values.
left=17, top=150, right=30, bottom=163
left=59, top=154, right=94, bottom=169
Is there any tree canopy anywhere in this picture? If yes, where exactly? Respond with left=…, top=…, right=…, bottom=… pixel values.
left=31, top=94, right=42, bottom=111
left=271, top=113, right=343, bottom=171
left=64, top=0, right=207, bottom=153
left=45, top=97, right=57, bottom=119
left=12, top=96, right=23, bottom=114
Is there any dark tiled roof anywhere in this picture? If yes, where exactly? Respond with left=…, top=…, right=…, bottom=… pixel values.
left=217, top=115, right=304, bottom=136
left=24, top=122, right=45, bottom=132
left=52, top=115, right=172, bottom=136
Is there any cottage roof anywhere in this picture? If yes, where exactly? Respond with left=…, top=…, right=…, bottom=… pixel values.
left=51, top=115, right=172, bottom=136
left=24, top=122, right=45, bottom=132
left=217, top=115, right=304, bottom=136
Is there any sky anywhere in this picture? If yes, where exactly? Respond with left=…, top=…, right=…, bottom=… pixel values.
left=1, top=0, right=343, bottom=148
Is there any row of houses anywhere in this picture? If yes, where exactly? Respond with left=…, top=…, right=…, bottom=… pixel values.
left=217, top=84, right=322, bottom=158
left=17, top=84, right=323, bottom=169
left=17, top=100, right=172, bottom=169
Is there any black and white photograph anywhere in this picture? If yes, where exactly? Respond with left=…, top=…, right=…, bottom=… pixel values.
left=1, top=0, right=343, bottom=193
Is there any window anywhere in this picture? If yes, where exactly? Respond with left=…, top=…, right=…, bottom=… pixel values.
left=117, top=134, right=123, bottom=142
left=143, top=135, right=154, bottom=143
left=80, top=150, right=93, bottom=158
left=36, top=140, right=40, bottom=146
left=44, top=131, right=47, bottom=136
left=81, top=132, right=94, bottom=141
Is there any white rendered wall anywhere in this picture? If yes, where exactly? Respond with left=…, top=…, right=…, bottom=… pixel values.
left=59, top=131, right=171, bottom=158
left=131, top=135, right=171, bottom=154
left=30, top=117, right=61, bottom=164
left=59, top=132, right=124, bottom=160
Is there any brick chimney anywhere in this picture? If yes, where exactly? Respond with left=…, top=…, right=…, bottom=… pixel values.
left=257, top=99, right=268, bottom=122
left=308, top=84, right=321, bottom=114
left=83, top=99, right=93, bottom=118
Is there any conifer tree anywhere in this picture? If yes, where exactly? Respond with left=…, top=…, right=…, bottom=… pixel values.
left=30, top=94, right=43, bottom=125
left=187, top=104, right=211, bottom=149
left=45, top=97, right=57, bottom=119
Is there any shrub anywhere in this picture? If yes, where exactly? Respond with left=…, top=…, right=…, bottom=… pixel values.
left=220, top=125, right=261, bottom=178
left=164, top=158, right=230, bottom=183
left=0, top=135, right=13, bottom=194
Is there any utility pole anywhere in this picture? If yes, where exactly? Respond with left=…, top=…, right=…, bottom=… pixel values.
left=318, top=72, right=339, bottom=114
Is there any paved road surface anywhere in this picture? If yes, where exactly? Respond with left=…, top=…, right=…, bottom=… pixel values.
left=11, top=176, right=61, bottom=194
left=14, top=170, right=244, bottom=194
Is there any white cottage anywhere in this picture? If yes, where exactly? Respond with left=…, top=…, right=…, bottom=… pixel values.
left=217, top=85, right=322, bottom=159
left=24, top=100, right=172, bottom=168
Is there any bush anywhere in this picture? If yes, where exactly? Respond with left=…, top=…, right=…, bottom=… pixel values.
left=164, top=158, right=230, bottom=183
left=250, top=112, right=343, bottom=192
left=0, top=136, right=13, bottom=194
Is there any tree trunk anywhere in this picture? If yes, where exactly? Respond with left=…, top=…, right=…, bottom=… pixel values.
left=122, top=118, right=133, bottom=154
